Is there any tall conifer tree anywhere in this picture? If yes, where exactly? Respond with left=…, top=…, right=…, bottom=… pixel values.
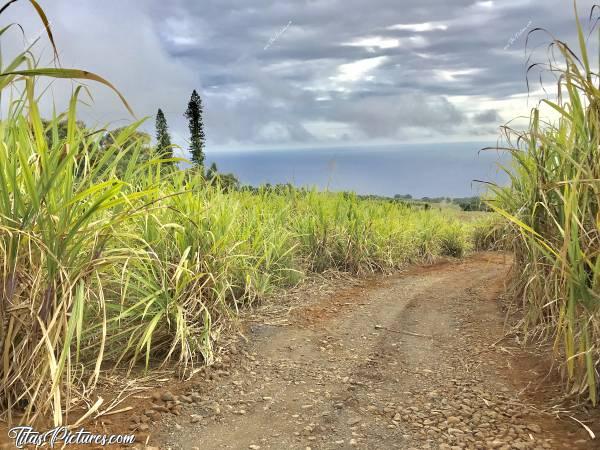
left=184, top=90, right=206, bottom=167
left=155, top=108, right=172, bottom=161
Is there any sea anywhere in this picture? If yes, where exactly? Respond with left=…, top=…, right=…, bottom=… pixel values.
left=204, top=142, right=511, bottom=199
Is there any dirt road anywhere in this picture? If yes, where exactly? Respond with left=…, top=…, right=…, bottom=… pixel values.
left=5, top=253, right=589, bottom=450
left=133, top=252, right=596, bottom=450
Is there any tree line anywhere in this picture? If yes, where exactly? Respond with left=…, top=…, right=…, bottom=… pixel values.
left=42, top=89, right=237, bottom=188
left=155, top=89, right=238, bottom=188
left=155, top=89, right=205, bottom=166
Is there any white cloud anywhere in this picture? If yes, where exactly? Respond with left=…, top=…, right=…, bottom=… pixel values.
left=344, top=36, right=400, bottom=50
left=166, top=35, right=198, bottom=46
left=387, top=22, right=448, bottom=32
left=408, top=35, right=428, bottom=47
left=303, top=120, right=359, bottom=140
left=475, top=1, right=495, bottom=9
left=344, top=35, right=427, bottom=53
left=257, top=122, right=292, bottom=142
left=161, top=15, right=207, bottom=47
left=434, top=68, right=483, bottom=82
left=330, top=56, right=388, bottom=83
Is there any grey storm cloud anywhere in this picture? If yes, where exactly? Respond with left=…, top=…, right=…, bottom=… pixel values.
left=473, top=109, right=502, bottom=124
left=1, top=0, right=598, bottom=150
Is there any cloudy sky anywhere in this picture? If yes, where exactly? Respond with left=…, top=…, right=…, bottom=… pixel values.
left=2, top=0, right=597, bottom=153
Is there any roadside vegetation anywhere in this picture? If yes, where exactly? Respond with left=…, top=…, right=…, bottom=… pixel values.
left=0, top=3, right=486, bottom=426
left=393, top=194, right=490, bottom=212
left=490, top=3, right=600, bottom=405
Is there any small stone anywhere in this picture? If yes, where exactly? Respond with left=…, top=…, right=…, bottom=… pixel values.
left=526, top=423, right=542, bottom=433
left=151, top=404, right=169, bottom=413
left=161, top=391, right=175, bottom=402
left=249, top=445, right=261, bottom=450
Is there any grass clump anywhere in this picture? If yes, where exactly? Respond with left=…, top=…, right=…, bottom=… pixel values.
left=490, top=2, right=600, bottom=405
left=470, top=217, right=507, bottom=251
left=438, top=223, right=468, bottom=258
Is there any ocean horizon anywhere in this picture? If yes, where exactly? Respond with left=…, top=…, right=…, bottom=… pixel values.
left=204, top=142, right=510, bottom=199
